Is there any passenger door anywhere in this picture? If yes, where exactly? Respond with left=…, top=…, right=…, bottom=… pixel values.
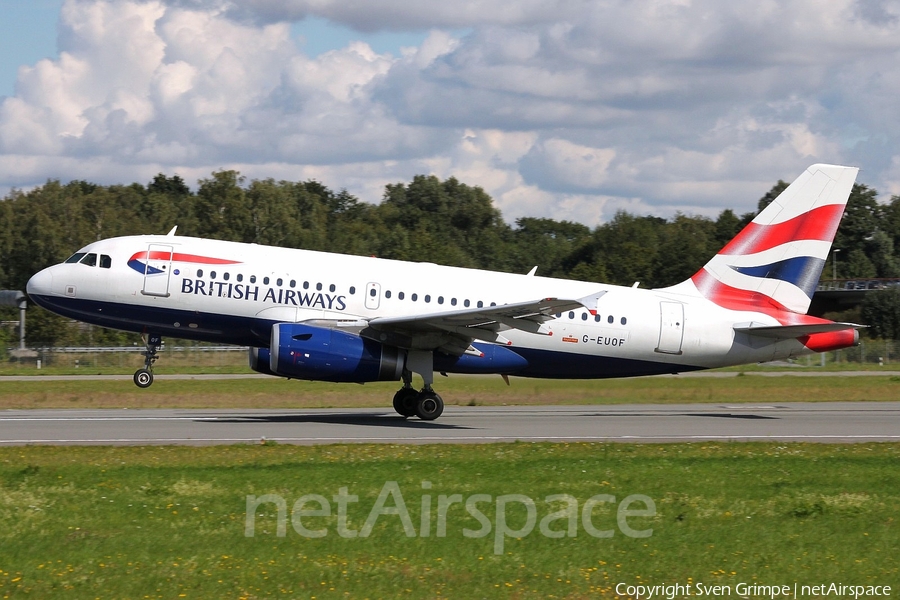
left=141, top=244, right=173, bottom=297
left=655, top=301, right=684, bottom=354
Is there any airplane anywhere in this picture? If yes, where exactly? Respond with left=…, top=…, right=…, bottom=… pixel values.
left=27, top=164, right=862, bottom=421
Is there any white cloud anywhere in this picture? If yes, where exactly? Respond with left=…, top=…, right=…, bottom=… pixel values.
left=2, top=0, right=900, bottom=223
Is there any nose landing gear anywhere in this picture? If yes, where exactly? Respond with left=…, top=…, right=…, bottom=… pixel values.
left=133, top=334, right=162, bottom=388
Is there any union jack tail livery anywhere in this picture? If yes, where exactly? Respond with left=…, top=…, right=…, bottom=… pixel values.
left=690, top=164, right=858, bottom=316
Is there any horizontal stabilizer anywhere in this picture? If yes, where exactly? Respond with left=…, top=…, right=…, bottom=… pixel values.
left=734, top=322, right=864, bottom=339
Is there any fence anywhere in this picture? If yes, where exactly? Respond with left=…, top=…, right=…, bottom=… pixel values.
left=6, top=345, right=250, bottom=370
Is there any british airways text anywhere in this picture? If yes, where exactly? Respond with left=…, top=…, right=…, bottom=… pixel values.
left=181, top=279, right=347, bottom=311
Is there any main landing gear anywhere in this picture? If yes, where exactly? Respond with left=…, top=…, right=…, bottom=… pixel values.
left=392, top=368, right=444, bottom=421
left=133, top=333, right=162, bottom=388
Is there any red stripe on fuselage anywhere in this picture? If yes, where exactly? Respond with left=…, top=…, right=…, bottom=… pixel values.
left=718, top=203, right=845, bottom=256
left=128, top=251, right=241, bottom=265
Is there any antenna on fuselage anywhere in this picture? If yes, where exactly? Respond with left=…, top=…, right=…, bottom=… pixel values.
left=166, top=226, right=178, bottom=237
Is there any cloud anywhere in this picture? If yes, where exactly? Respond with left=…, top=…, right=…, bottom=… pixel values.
left=2, top=0, right=900, bottom=225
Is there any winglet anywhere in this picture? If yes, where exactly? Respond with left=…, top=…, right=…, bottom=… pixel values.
left=578, top=291, right=607, bottom=316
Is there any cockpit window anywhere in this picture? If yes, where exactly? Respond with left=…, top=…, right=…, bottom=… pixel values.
left=80, top=253, right=97, bottom=267
left=65, top=253, right=86, bottom=264
left=99, top=254, right=112, bottom=269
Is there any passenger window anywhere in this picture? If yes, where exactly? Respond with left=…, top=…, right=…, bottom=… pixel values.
left=581, top=313, right=588, bottom=321
left=316, top=283, right=322, bottom=291
left=477, top=301, right=483, bottom=308
left=237, top=274, right=243, bottom=282
left=595, top=315, right=601, bottom=322
left=412, top=293, right=418, bottom=301
left=65, top=253, right=86, bottom=264
left=369, top=288, right=377, bottom=297
left=211, top=271, right=217, bottom=279
left=276, top=278, right=283, bottom=286
left=608, top=315, right=614, bottom=324
left=425, top=295, right=431, bottom=303
left=224, top=272, right=230, bottom=281
left=99, top=255, right=112, bottom=269
left=385, top=290, right=392, bottom=299
left=263, top=277, right=270, bottom=285
left=451, top=298, right=457, bottom=306
left=621, top=317, right=627, bottom=325
left=250, top=275, right=256, bottom=284
left=568, top=311, right=574, bottom=319
left=349, top=286, right=356, bottom=295
left=438, top=296, right=444, bottom=305
left=80, top=253, right=97, bottom=267
left=290, top=280, right=296, bottom=288
left=329, top=284, right=336, bottom=292
left=398, top=292, right=405, bottom=300
left=197, top=269, right=204, bottom=277
left=464, top=299, right=470, bottom=307
left=303, top=282, right=309, bottom=289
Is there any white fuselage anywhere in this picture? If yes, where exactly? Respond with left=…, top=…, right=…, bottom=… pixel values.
left=26, top=234, right=824, bottom=379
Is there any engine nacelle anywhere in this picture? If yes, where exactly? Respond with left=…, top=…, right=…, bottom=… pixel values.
left=270, top=323, right=404, bottom=383
left=249, top=347, right=279, bottom=376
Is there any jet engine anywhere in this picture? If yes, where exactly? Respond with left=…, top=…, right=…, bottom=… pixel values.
left=248, top=347, right=278, bottom=376
left=269, top=323, right=404, bottom=383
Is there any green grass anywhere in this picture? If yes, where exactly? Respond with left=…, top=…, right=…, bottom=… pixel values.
left=1, top=374, right=899, bottom=410
left=0, top=443, right=897, bottom=598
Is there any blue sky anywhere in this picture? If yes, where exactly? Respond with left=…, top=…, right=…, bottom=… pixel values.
left=1, top=0, right=899, bottom=225
left=0, top=0, right=62, bottom=98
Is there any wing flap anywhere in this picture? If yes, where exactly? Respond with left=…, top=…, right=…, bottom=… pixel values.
left=362, top=292, right=606, bottom=353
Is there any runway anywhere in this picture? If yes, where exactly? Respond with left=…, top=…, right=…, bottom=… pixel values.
left=1, top=402, right=898, bottom=445
left=2, top=370, right=900, bottom=381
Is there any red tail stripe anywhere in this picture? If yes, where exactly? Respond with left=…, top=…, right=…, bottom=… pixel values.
left=692, top=269, right=815, bottom=323
left=718, top=204, right=845, bottom=256
left=693, top=270, right=850, bottom=331
left=129, top=251, right=240, bottom=265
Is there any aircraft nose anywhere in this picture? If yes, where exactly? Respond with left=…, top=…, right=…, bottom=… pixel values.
left=26, top=268, right=54, bottom=298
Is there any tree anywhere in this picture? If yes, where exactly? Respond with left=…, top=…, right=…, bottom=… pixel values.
left=194, top=170, right=250, bottom=241
left=652, top=214, right=716, bottom=286
left=834, top=183, right=880, bottom=255
left=569, top=212, right=666, bottom=287
left=861, top=288, right=900, bottom=340
left=756, top=180, right=789, bottom=213
left=713, top=209, right=742, bottom=248
left=511, top=218, right=591, bottom=278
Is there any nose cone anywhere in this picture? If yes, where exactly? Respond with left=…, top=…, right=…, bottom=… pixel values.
left=26, top=268, right=54, bottom=302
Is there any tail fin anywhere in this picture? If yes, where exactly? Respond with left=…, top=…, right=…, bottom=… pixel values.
left=689, top=164, right=858, bottom=315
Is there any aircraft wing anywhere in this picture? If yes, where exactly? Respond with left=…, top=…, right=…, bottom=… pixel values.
left=356, top=292, right=606, bottom=354
left=734, top=322, right=864, bottom=339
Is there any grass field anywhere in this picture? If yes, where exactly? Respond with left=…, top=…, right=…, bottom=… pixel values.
left=0, top=443, right=896, bottom=598
left=1, top=373, right=899, bottom=410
